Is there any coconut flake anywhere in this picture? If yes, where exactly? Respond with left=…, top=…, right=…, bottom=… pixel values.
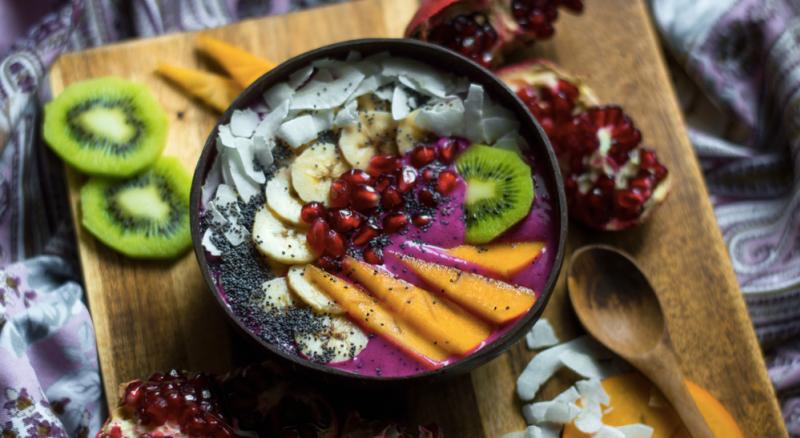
left=561, top=349, right=617, bottom=380
left=383, top=58, right=448, bottom=97
left=522, top=400, right=580, bottom=425
left=254, top=100, right=290, bottom=139
left=462, top=83, right=485, bottom=142
left=481, top=115, right=518, bottom=144
left=350, top=75, right=392, bottom=101
left=286, top=66, right=311, bottom=89
left=223, top=222, right=249, bottom=246
left=415, top=96, right=465, bottom=135
left=392, top=85, right=413, bottom=120
left=576, top=379, right=610, bottom=406
left=263, top=82, right=295, bottom=109
left=345, top=51, right=362, bottom=62
left=230, top=109, right=260, bottom=138
left=232, top=137, right=266, bottom=184
left=501, top=425, right=560, bottom=438
left=615, top=424, right=654, bottom=438
left=517, top=336, right=606, bottom=401
left=222, top=150, right=260, bottom=201
left=213, top=184, right=240, bottom=214
left=252, top=135, right=274, bottom=168
left=202, top=229, right=221, bottom=256
left=313, top=68, right=334, bottom=82
left=593, top=426, right=626, bottom=438
left=334, top=99, right=359, bottom=127
left=217, top=124, right=236, bottom=148
left=526, top=319, right=560, bottom=350
left=277, top=111, right=333, bottom=149
left=495, top=133, right=524, bottom=153
left=574, top=401, right=603, bottom=434
left=290, top=65, right=364, bottom=110
left=201, top=157, right=222, bottom=206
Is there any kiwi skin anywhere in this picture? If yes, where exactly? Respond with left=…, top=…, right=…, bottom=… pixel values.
left=80, top=156, right=192, bottom=259
left=44, top=76, right=168, bottom=177
left=456, top=144, right=535, bottom=244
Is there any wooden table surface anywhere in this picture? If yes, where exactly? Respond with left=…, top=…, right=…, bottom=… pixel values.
left=48, top=0, right=786, bottom=436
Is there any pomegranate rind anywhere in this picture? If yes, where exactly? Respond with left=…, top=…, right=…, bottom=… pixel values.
left=495, top=59, right=599, bottom=108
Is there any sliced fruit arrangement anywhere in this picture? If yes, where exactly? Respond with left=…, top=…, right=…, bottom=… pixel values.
left=405, top=0, right=584, bottom=67
left=44, top=76, right=168, bottom=177
left=81, top=156, right=192, bottom=259
left=497, top=59, right=671, bottom=230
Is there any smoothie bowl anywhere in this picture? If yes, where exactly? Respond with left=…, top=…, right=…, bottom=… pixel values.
left=191, top=39, right=567, bottom=382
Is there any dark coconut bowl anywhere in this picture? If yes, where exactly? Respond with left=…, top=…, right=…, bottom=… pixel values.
left=190, top=38, right=568, bottom=385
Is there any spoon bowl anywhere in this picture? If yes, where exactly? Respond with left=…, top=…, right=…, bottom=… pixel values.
left=568, top=244, right=714, bottom=438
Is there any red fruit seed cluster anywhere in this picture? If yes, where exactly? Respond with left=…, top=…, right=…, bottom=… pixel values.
left=100, top=370, right=233, bottom=438
left=302, top=138, right=466, bottom=268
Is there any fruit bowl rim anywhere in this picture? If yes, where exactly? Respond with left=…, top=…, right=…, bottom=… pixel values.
left=189, top=37, right=569, bottom=385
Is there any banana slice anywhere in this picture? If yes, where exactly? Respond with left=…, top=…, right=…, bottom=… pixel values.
left=265, top=167, right=305, bottom=226
left=290, top=141, right=350, bottom=204
left=396, top=109, right=431, bottom=154
left=339, top=111, right=397, bottom=169
left=287, top=265, right=344, bottom=315
left=357, top=94, right=390, bottom=112
left=294, top=315, right=369, bottom=363
left=259, top=277, right=297, bottom=312
left=252, top=205, right=315, bottom=264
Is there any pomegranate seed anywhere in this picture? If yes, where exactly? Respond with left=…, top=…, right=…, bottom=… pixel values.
left=418, top=188, right=438, bottom=207
left=300, top=202, right=326, bottom=224
left=384, top=212, right=409, bottom=233
left=328, top=178, right=351, bottom=209
left=436, top=170, right=458, bottom=195
left=614, top=189, right=645, bottom=220
left=421, top=167, right=438, bottom=181
left=629, top=175, right=653, bottom=195
left=363, top=247, right=384, bottom=264
left=437, top=138, right=458, bottom=163
left=317, top=256, right=341, bottom=272
left=382, top=187, right=404, bottom=210
left=410, top=145, right=437, bottom=168
left=352, top=221, right=381, bottom=246
left=351, top=184, right=380, bottom=211
left=328, top=209, right=363, bottom=233
left=397, top=166, right=418, bottom=193
left=368, top=154, right=401, bottom=176
left=124, top=381, right=143, bottom=406
left=639, top=149, right=657, bottom=169
left=307, top=218, right=329, bottom=255
left=341, top=168, right=373, bottom=186
left=324, top=230, right=345, bottom=257
left=374, top=174, right=396, bottom=193
left=413, top=214, right=432, bottom=227
left=143, top=397, right=169, bottom=425
left=653, top=163, right=668, bottom=182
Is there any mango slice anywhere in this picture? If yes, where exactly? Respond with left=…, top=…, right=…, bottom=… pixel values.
left=398, top=255, right=536, bottom=324
left=445, top=242, right=545, bottom=278
left=156, top=64, right=241, bottom=112
left=562, top=373, right=744, bottom=438
left=305, top=265, right=449, bottom=367
left=343, top=257, right=492, bottom=356
left=196, top=35, right=276, bottom=87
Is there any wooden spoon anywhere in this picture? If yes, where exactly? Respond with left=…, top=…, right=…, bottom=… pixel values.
left=567, top=245, right=715, bottom=438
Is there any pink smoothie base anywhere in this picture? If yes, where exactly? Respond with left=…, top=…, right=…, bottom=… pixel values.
left=328, top=171, right=557, bottom=377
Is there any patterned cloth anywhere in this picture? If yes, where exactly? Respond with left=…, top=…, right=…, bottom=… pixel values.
left=650, top=0, right=800, bottom=434
left=0, top=0, right=798, bottom=436
left=0, top=1, right=340, bottom=436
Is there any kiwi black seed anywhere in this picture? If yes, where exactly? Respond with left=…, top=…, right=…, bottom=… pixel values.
left=80, top=156, right=192, bottom=259
left=456, top=144, right=534, bottom=244
left=44, top=77, right=167, bottom=177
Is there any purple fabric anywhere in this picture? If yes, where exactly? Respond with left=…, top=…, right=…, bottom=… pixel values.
left=650, top=0, right=800, bottom=434
left=0, top=0, right=342, bottom=436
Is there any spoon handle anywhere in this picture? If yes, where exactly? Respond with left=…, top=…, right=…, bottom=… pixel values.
left=640, top=343, right=715, bottom=438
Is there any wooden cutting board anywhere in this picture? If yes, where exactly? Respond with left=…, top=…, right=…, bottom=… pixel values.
left=48, top=0, right=786, bottom=436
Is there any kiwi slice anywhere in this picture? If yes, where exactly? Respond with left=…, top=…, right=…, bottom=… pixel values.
left=44, top=77, right=167, bottom=177
left=80, top=156, right=192, bottom=259
left=456, top=144, right=534, bottom=244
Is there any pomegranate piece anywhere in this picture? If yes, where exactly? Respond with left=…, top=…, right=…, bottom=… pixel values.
left=341, top=168, right=373, bottom=186
left=367, top=154, right=401, bottom=177
left=405, top=0, right=584, bottom=68
left=410, top=145, right=437, bottom=168
left=324, top=229, right=346, bottom=257
left=351, top=184, right=381, bottom=212
left=382, top=187, right=404, bottom=210
left=329, top=209, right=363, bottom=233
left=307, top=218, right=330, bottom=255
left=96, top=369, right=234, bottom=438
left=498, top=61, right=671, bottom=231
left=383, top=212, right=409, bottom=234
left=317, top=255, right=342, bottom=272
left=374, top=174, right=396, bottom=193
left=436, top=170, right=458, bottom=195
left=421, top=167, right=438, bottom=182
left=418, top=188, right=439, bottom=207
left=413, top=214, right=433, bottom=227
left=301, top=202, right=326, bottom=224
left=328, top=178, right=352, bottom=209
left=436, top=137, right=462, bottom=163
left=363, top=246, right=384, bottom=265
left=397, top=166, right=418, bottom=193
left=352, top=221, right=381, bottom=246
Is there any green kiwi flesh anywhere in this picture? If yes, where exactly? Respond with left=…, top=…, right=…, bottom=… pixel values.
left=456, top=144, right=534, bottom=244
left=80, top=156, right=191, bottom=259
left=44, top=77, right=168, bottom=177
